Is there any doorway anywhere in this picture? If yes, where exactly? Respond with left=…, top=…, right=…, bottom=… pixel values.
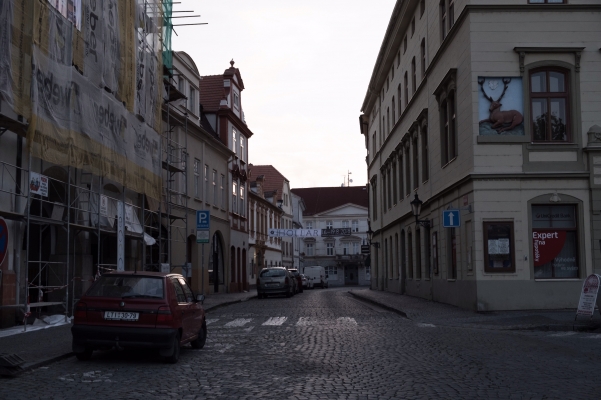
left=345, top=264, right=359, bottom=285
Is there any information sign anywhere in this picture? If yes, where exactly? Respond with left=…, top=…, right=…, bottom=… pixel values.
left=196, top=210, right=210, bottom=243
left=361, top=245, right=370, bottom=255
left=576, top=274, right=601, bottom=318
left=442, top=210, right=461, bottom=228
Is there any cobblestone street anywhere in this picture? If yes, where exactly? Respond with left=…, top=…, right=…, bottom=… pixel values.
left=2, top=287, right=601, bottom=399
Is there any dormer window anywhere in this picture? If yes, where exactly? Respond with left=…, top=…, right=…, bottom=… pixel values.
left=233, top=92, right=240, bottom=109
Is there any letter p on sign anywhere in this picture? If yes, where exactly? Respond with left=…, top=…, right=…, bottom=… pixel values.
left=196, top=210, right=210, bottom=230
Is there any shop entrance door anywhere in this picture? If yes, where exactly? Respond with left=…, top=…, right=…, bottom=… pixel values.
left=345, top=264, right=359, bottom=285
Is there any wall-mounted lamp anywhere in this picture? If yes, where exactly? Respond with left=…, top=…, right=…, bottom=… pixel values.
left=410, top=194, right=431, bottom=228
left=366, top=227, right=380, bottom=248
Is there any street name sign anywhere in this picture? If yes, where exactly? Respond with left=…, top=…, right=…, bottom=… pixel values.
left=196, top=210, right=210, bottom=243
left=442, top=210, right=461, bottom=228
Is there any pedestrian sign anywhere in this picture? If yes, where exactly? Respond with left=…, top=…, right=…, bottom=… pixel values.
left=442, top=210, right=460, bottom=228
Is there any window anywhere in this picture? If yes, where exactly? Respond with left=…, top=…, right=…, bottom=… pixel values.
left=232, top=130, right=237, bottom=154
left=387, top=107, right=390, bottom=134
left=188, top=86, right=196, bottom=113
left=432, top=232, right=438, bottom=275
left=411, top=17, right=415, bottom=37
left=421, top=39, right=426, bottom=79
left=421, top=125, right=429, bottom=182
left=232, top=181, right=238, bottom=214
left=404, top=146, right=411, bottom=196
left=372, top=132, right=376, bottom=158
left=306, top=243, right=314, bottom=256
left=342, top=220, right=349, bottom=229
left=382, top=172, right=387, bottom=211
left=306, top=221, right=313, bottom=230
left=530, top=68, right=569, bottom=142
left=392, top=97, right=396, bottom=124
left=371, top=181, right=378, bottom=220
left=397, top=85, right=402, bottom=115
left=412, top=136, right=419, bottom=190
left=420, top=0, right=425, bottom=17
left=387, top=169, right=392, bottom=208
left=392, top=162, right=397, bottom=205
left=415, top=229, right=421, bottom=279
left=391, top=65, right=394, bottom=80
left=399, top=154, right=405, bottom=198
left=404, top=72, right=408, bottom=107
left=353, top=242, right=359, bottom=255
left=411, top=57, right=416, bottom=94
left=326, top=220, right=333, bottom=229
left=178, top=77, right=185, bottom=95
left=171, top=279, right=187, bottom=303
left=194, top=159, right=200, bottom=198
left=403, top=36, right=407, bottom=54
left=233, top=92, right=240, bottom=109
left=240, top=136, right=245, bottom=161
left=343, top=242, right=349, bottom=255
left=532, top=205, right=578, bottom=279
left=407, top=230, right=413, bottom=279
left=484, top=221, right=515, bottom=273
left=326, top=243, right=334, bottom=256
left=239, top=185, right=245, bottom=217
left=220, top=174, right=225, bottom=208
left=397, top=50, right=401, bottom=67
left=204, top=165, right=209, bottom=203
left=212, top=170, right=217, bottom=205
left=440, top=0, right=447, bottom=40
left=326, top=265, right=337, bottom=277
left=440, top=91, right=457, bottom=165
left=447, top=228, right=457, bottom=279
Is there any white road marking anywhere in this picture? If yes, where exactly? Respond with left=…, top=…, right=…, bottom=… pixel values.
left=205, top=319, right=219, bottom=325
left=337, top=317, right=357, bottom=325
left=296, top=317, right=314, bottom=326
left=59, top=371, right=113, bottom=383
left=225, top=318, right=252, bottom=327
left=217, top=344, right=234, bottom=353
left=583, top=335, right=601, bottom=339
left=263, top=317, right=287, bottom=326
left=417, top=323, right=436, bottom=328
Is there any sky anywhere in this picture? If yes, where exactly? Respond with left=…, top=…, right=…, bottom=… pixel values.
left=171, top=0, right=396, bottom=189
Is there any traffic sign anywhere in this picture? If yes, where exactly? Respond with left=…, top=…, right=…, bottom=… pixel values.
left=196, top=210, right=210, bottom=243
left=0, top=217, right=8, bottom=266
left=361, top=245, right=370, bottom=255
left=442, top=210, right=461, bottom=228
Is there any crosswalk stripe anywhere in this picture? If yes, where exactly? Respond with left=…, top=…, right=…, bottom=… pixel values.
left=296, top=317, right=314, bottom=326
left=262, top=317, right=287, bottom=326
left=224, top=318, right=253, bottom=327
left=206, top=319, right=219, bottom=325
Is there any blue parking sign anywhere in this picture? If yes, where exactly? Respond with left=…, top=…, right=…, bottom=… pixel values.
left=442, top=210, right=460, bottom=228
left=196, top=210, right=210, bottom=230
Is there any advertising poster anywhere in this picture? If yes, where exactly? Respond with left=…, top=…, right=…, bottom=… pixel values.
left=29, top=172, right=49, bottom=197
left=576, top=274, right=601, bottom=318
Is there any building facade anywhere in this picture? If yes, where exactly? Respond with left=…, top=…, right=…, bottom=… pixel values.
left=360, top=0, right=601, bottom=310
left=291, top=187, right=370, bottom=287
left=291, top=192, right=307, bottom=270
left=200, top=62, right=254, bottom=292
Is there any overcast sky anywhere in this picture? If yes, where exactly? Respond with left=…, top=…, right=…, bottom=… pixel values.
left=171, top=0, right=395, bottom=189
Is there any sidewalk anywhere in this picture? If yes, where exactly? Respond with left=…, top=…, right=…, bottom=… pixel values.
left=0, top=290, right=257, bottom=376
left=348, top=288, right=601, bottom=332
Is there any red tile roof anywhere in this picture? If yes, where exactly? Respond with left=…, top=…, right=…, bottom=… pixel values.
left=199, top=75, right=225, bottom=112
left=249, top=165, right=289, bottom=201
left=291, top=186, right=369, bottom=216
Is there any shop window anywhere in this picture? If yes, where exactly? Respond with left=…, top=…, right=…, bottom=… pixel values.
left=530, top=68, right=570, bottom=142
left=483, top=221, right=515, bottom=273
left=532, top=205, right=578, bottom=279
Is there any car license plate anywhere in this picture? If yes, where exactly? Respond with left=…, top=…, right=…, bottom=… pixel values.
left=104, top=311, right=139, bottom=321
left=266, top=282, right=278, bottom=286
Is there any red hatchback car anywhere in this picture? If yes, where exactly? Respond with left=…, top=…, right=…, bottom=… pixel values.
left=71, top=271, right=207, bottom=363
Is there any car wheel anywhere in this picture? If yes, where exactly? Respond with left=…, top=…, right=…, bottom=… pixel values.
left=191, top=321, right=207, bottom=349
left=75, top=347, right=93, bottom=361
left=165, top=332, right=181, bottom=364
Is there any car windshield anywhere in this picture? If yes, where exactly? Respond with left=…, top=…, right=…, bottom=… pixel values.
left=260, top=269, right=286, bottom=278
left=86, top=275, right=164, bottom=299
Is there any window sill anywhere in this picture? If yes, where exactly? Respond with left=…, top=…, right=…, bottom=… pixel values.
left=526, top=142, right=578, bottom=151
left=534, top=278, right=581, bottom=282
left=477, top=135, right=530, bottom=144
left=441, top=157, right=457, bottom=169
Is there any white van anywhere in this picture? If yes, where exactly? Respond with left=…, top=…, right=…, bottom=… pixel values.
left=302, top=266, right=328, bottom=289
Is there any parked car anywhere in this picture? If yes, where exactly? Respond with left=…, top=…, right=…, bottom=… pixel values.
left=288, top=269, right=303, bottom=293
left=257, top=267, right=295, bottom=299
left=302, top=265, right=329, bottom=289
left=71, top=271, right=207, bottom=364
left=300, top=274, right=310, bottom=289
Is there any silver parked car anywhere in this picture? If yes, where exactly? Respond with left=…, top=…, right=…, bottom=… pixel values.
left=257, top=267, right=295, bottom=299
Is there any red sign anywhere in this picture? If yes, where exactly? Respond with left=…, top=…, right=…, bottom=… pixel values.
left=532, top=230, right=567, bottom=266
left=0, top=217, right=8, bottom=266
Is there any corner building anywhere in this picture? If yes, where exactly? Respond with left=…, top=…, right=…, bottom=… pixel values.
left=359, top=0, right=601, bottom=311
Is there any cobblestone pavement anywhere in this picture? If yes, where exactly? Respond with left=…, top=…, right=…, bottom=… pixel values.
left=1, top=287, right=601, bottom=399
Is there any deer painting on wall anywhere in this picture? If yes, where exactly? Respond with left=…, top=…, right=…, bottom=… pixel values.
left=478, top=77, right=524, bottom=135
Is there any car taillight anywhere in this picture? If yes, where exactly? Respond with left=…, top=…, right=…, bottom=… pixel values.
left=157, top=306, right=173, bottom=323
left=74, top=301, right=87, bottom=320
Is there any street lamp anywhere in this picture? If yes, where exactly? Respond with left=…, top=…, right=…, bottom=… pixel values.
left=410, top=194, right=430, bottom=228
left=366, top=227, right=380, bottom=248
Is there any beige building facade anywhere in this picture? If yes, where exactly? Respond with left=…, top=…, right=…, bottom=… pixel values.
left=360, top=0, right=601, bottom=311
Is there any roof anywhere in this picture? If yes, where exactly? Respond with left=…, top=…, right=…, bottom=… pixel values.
left=249, top=165, right=290, bottom=201
left=199, top=75, right=224, bottom=113
left=291, top=186, right=369, bottom=216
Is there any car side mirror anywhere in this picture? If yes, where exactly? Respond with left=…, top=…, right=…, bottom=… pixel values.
left=196, top=294, right=205, bottom=303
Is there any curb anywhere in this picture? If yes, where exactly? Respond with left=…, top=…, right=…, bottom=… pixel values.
left=203, top=296, right=256, bottom=313
left=348, top=291, right=410, bottom=319
left=1, top=352, right=74, bottom=378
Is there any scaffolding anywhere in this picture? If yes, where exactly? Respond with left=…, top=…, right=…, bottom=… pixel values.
left=0, top=0, right=186, bottom=327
